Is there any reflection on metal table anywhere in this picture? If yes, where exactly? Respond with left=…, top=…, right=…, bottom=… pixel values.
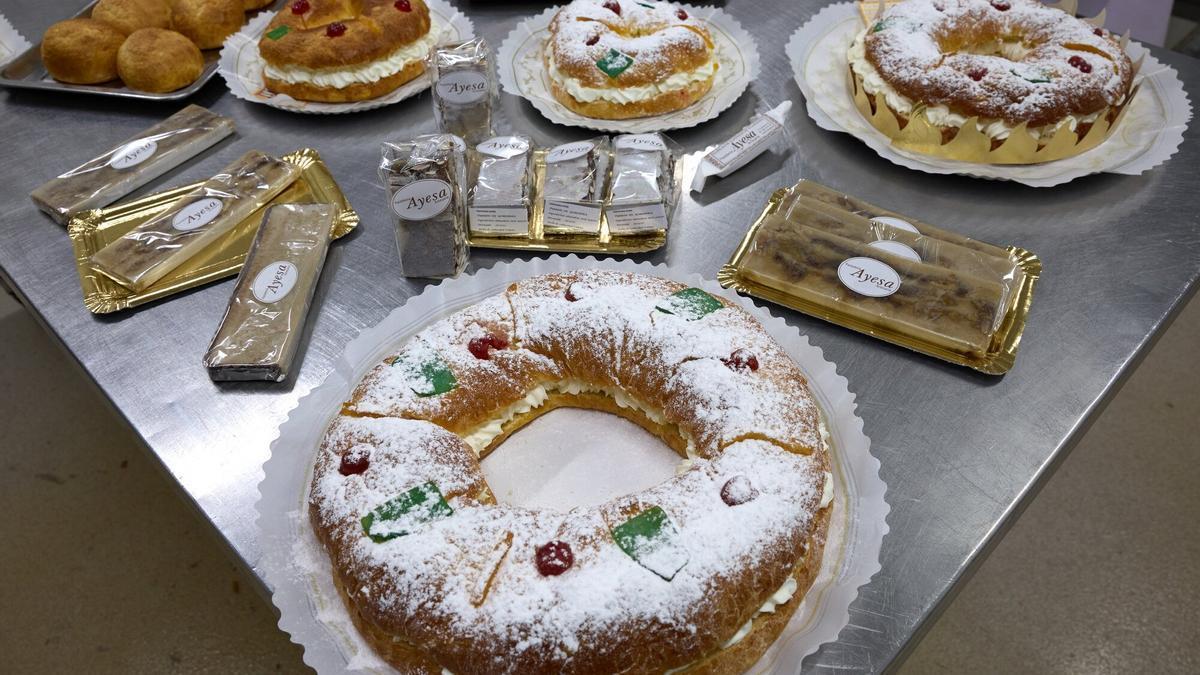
left=1, top=1, right=1198, bottom=672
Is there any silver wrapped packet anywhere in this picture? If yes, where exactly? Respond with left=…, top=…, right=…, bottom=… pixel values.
left=429, top=38, right=496, bottom=145
left=542, top=137, right=610, bottom=236
left=468, top=135, right=533, bottom=237
left=380, top=134, right=468, bottom=279
left=204, top=203, right=336, bottom=382
left=606, top=133, right=678, bottom=236
left=31, top=105, right=236, bottom=224
left=89, top=150, right=301, bottom=292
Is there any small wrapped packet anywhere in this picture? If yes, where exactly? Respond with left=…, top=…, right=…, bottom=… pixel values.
left=380, top=134, right=468, bottom=279
left=721, top=181, right=1040, bottom=374
left=691, top=101, right=791, bottom=192
left=429, top=38, right=496, bottom=146
left=204, top=203, right=336, bottom=382
left=542, top=137, right=610, bottom=236
left=606, top=133, right=679, bottom=236
left=89, top=151, right=301, bottom=292
left=468, top=135, right=533, bottom=237
left=32, top=105, right=236, bottom=224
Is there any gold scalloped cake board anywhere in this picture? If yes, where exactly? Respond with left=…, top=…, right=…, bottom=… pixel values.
left=849, top=0, right=1142, bottom=164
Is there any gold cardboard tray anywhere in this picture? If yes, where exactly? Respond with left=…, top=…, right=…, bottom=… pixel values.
left=718, top=188, right=1041, bottom=375
left=465, top=148, right=671, bottom=255
left=68, top=148, right=358, bottom=314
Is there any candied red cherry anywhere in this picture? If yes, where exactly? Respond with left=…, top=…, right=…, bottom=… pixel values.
left=395, top=0, right=412, bottom=10
left=602, top=0, right=621, bottom=15
left=535, top=540, right=574, bottom=576
left=1094, top=27, right=1105, bottom=37
left=721, top=475, right=759, bottom=506
left=326, top=22, right=347, bottom=38
left=721, top=349, right=759, bottom=372
left=291, top=0, right=310, bottom=14
left=1068, top=55, right=1092, bottom=73
left=968, top=67, right=988, bottom=81
left=990, top=0, right=1010, bottom=10
left=338, top=447, right=370, bottom=476
left=676, top=8, right=688, bottom=20
left=585, top=34, right=600, bottom=46
left=564, top=285, right=579, bottom=302
left=468, top=333, right=509, bottom=360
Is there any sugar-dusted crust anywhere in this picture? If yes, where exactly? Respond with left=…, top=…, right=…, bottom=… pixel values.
left=547, top=74, right=714, bottom=120
left=259, top=0, right=432, bottom=70
left=314, top=270, right=833, bottom=673
left=863, top=0, right=1133, bottom=128
left=262, top=59, right=425, bottom=103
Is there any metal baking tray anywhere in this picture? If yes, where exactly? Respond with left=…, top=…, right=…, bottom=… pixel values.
left=0, top=0, right=275, bottom=101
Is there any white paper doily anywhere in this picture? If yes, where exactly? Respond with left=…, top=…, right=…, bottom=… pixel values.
left=217, top=0, right=473, bottom=115
left=256, top=256, right=888, bottom=674
left=787, top=2, right=1192, bottom=187
left=497, top=4, right=760, bottom=133
left=0, top=12, right=30, bottom=68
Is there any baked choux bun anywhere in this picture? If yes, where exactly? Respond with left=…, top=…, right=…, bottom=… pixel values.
left=91, top=0, right=172, bottom=36
left=243, top=0, right=274, bottom=9
left=169, top=0, right=243, bottom=49
left=117, top=28, right=203, bottom=92
left=41, top=19, right=125, bottom=84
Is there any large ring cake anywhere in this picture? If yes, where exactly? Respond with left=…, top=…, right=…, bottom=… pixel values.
left=309, top=271, right=833, bottom=673
left=258, top=0, right=438, bottom=103
left=543, top=0, right=718, bottom=119
left=848, top=0, right=1138, bottom=164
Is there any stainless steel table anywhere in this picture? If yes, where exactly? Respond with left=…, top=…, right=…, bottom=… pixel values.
left=1, top=1, right=1198, bottom=672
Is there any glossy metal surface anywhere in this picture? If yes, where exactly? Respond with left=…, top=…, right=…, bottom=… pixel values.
left=1, top=1, right=1198, bottom=672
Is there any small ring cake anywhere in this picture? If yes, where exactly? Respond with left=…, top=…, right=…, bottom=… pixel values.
left=310, top=271, right=833, bottom=673
left=258, top=0, right=437, bottom=103
left=544, top=0, right=718, bottom=119
left=849, top=0, right=1135, bottom=160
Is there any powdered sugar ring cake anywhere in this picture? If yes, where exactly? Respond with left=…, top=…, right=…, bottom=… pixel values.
left=855, top=0, right=1133, bottom=144
left=543, top=0, right=718, bottom=119
left=309, top=270, right=833, bottom=673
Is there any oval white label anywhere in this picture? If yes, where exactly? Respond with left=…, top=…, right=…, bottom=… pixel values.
left=109, top=138, right=158, bottom=170
left=172, top=197, right=224, bottom=231
left=867, top=239, right=921, bottom=262
left=546, top=141, right=595, bottom=164
left=390, top=179, right=453, bottom=221
left=837, top=257, right=901, bottom=298
left=436, top=71, right=488, bottom=104
left=871, top=216, right=920, bottom=234
left=251, top=261, right=299, bottom=304
left=476, top=136, right=530, bottom=158
left=615, top=133, right=667, bottom=151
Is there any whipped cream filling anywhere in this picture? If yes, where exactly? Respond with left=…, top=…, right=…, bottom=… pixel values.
left=546, top=49, right=718, bottom=104
left=263, top=19, right=440, bottom=89
left=848, top=30, right=1103, bottom=141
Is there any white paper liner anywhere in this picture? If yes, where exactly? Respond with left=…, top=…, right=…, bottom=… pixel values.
left=256, top=256, right=889, bottom=674
left=0, top=12, right=30, bottom=68
left=497, top=4, right=760, bottom=133
left=217, top=0, right=473, bottom=115
left=787, top=2, right=1192, bottom=187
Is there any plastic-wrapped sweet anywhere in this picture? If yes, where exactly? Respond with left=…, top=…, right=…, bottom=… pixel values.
left=541, top=137, right=610, bottom=235
left=605, top=133, right=678, bottom=235
left=429, top=38, right=496, bottom=145
left=380, top=134, right=469, bottom=279
left=468, top=135, right=533, bottom=237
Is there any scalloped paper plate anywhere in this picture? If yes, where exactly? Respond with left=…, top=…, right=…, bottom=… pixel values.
left=0, top=12, right=30, bottom=68
left=256, top=256, right=888, bottom=674
left=498, top=4, right=759, bottom=133
left=217, top=0, right=472, bottom=115
left=787, top=2, right=1191, bottom=187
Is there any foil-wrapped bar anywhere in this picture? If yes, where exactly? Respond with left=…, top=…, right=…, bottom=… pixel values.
left=89, top=151, right=301, bottom=292
left=380, top=134, right=468, bottom=279
left=204, top=203, right=336, bottom=382
left=468, top=135, right=533, bottom=237
left=429, top=38, right=495, bottom=145
left=606, top=133, right=677, bottom=235
left=542, top=137, right=610, bottom=235
left=31, top=105, right=236, bottom=224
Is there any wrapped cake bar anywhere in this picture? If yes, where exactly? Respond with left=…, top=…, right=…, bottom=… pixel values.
left=32, top=105, right=236, bottom=224
left=721, top=181, right=1040, bottom=374
left=90, top=151, right=301, bottom=292
left=468, top=135, right=533, bottom=237
left=606, top=133, right=678, bottom=236
left=429, top=38, right=496, bottom=145
left=380, top=134, right=468, bottom=278
left=542, top=137, right=610, bottom=235
left=204, top=204, right=336, bottom=382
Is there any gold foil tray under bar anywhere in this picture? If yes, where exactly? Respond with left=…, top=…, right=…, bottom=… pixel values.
left=68, top=148, right=358, bottom=314
left=718, top=189, right=1041, bottom=375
